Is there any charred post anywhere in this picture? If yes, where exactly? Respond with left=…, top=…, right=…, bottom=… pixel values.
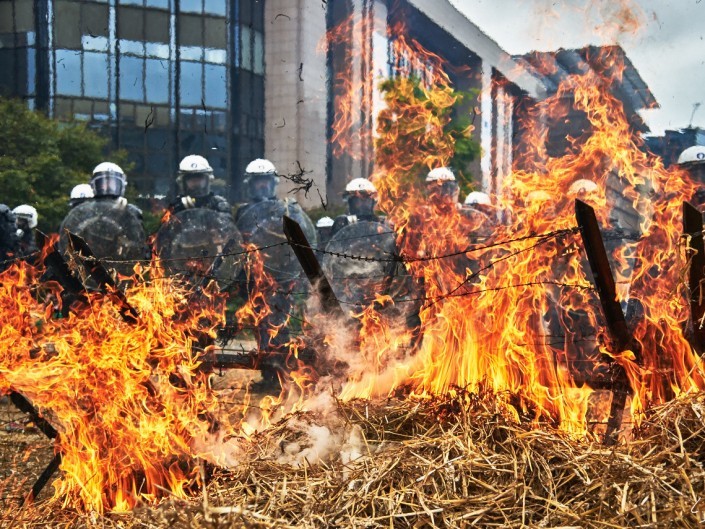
left=282, top=215, right=345, bottom=319
left=575, top=199, right=636, bottom=446
left=66, top=231, right=139, bottom=324
left=683, top=201, right=705, bottom=352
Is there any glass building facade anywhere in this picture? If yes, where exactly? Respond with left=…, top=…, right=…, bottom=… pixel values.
left=0, top=0, right=265, bottom=201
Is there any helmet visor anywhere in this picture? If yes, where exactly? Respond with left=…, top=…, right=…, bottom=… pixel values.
left=183, top=172, right=210, bottom=196
left=248, top=175, right=276, bottom=201
left=92, top=172, right=126, bottom=197
left=426, top=180, right=459, bottom=201
left=346, top=193, right=376, bottom=217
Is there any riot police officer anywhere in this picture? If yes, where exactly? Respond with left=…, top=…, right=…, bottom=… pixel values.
left=0, top=204, right=19, bottom=272
left=236, top=158, right=317, bottom=390
left=425, top=167, right=461, bottom=211
left=678, top=145, right=705, bottom=208
left=153, top=154, right=242, bottom=288
left=12, top=204, right=38, bottom=258
left=315, top=216, right=334, bottom=250
left=171, top=155, right=231, bottom=214
left=58, top=162, right=147, bottom=278
left=69, top=184, right=94, bottom=209
left=330, top=178, right=381, bottom=237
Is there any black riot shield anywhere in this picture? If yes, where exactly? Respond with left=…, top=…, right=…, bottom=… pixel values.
left=236, top=199, right=317, bottom=282
left=153, top=208, right=245, bottom=289
left=321, top=220, right=409, bottom=308
left=58, top=199, right=148, bottom=277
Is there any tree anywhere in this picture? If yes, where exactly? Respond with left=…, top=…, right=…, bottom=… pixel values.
left=375, top=76, right=481, bottom=199
left=0, top=97, right=130, bottom=231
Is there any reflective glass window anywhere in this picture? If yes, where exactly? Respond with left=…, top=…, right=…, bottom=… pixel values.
left=146, top=43, right=170, bottom=59
left=204, top=63, right=226, bottom=108
left=55, top=49, right=82, bottom=96
left=83, top=35, right=109, bottom=51
left=84, top=52, right=109, bottom=98
left=119, top=0, right=143, bottom=5
left=120, top=39, right=145, bottom=56
left=180, top=46, right=203, bottom=61
left=145, top=58, right=169, bottom=104
left=26, top=48, right=36, bottom=96
left=120, top=55, right=144, bottom=101
left=145, top=0, right=169, bottom=8
left=204, top=48, right=226, bottom=64
left=240, top=25, right=252, bottom=71
left=253, top=31, right=263, bottom=75
left=180, top=0, right=201, bottom=13
left=204, top=0, right=225, bottom=16
left=179, top=61, right=202, bottom=106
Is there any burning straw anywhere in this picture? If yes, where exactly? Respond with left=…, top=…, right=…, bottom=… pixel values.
left=3, top=389, right=705, bottom=527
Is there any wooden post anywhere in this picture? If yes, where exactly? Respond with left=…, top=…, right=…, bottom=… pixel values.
left=684, top=201, right=705, bottom=352
left=575, top=199, right=636, bottom=446
left=282, top=216, right=345, bottom=319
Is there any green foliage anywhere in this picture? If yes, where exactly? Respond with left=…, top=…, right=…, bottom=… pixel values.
left=376, top=77, right=481, bottom=198
left=0, top=97, right=130, bottom=231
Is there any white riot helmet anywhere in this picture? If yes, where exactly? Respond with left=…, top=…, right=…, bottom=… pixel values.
left=677, top=146, right=705, bottom=166
left=343, top=178, right=378, bottom=218
left=244, top=158, right=279, bottom=201
left=464, top=191, right=491, bottom=206
left=177, top=154, right=213, bottom=197
left=316, top=216, right=334, bottom=228
left=13, top=204, right=38, bottom=229
left=91, top=162, right=126, bottom=198
left=464, top=191, right=492, bottom=216
left=425, top=167, right=459, bottom=203
left=70, top=183, right=94, bottom=208
left=425, top=167, right=456, bottom=182
left=567, top=179, right=598, bottom=197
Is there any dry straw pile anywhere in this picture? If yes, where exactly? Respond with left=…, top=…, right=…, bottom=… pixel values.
left=2, top=390, right=705, bottom=528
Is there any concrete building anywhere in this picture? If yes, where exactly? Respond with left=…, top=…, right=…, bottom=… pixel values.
left=264, top=0, right=545, bottom=208
left=0, top=0, right=265, bottom=203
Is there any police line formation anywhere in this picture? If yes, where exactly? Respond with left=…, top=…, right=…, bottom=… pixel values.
left=1, top=145, right=704, bottom=389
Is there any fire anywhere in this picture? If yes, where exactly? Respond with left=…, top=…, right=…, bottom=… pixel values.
left=330, top=20, right=705, bottom=436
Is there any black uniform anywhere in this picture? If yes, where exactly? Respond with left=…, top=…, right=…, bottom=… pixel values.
left=170, top=193, right=231, bottom=215
left=0, top=205, right=19, bottom=271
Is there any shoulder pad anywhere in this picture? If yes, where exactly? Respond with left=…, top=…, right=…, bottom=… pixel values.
left=127, top=203, right=143, bottom=219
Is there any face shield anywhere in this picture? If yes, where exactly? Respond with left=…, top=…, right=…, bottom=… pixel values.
left=182, top=172, right=211, bottom=197
left=16, top=216, right=31, bottom=231
left=345, top=192, right=377, bottom=217
left=247, top=175, right=277, bottom=201
left=425, top=180, right=459, bottom=204
left=91, top=171, right=126, bottom=198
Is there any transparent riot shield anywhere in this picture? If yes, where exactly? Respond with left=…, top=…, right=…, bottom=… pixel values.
left=152, top=208, right=245, bottom=290
left=236, top=199, right=317, bottom=282
left=58, top=199, right=148, bottom=277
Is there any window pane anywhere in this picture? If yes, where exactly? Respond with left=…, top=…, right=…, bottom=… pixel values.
left=120, top=39, right=145, bottom=56
left=27, top=48, right=36, bottom=96
left=204, top=48, right=226, bottom=64
left=253, top=31, right=263, bottom=75
left=179, top=46, right=203, bottom=61
left=179, top=61, right=202, bottom=106
left=240, top=25, right=251, bottom=71
left=145, top=58, right=169, bottom=104
left=84, top=52, right=109, bottom=98
left=55, top=49, right=82, bottom=96
left=119, top=55, right=144, bottom=101
left=204, top=63, right=226, bottom=108
left=83, top=35, right=109, bottom=51
left=145, top=0, right=169, bottom=8
left=180, top=0, right=201, bottom=13
left=203, top=0, right=225, bottom=16
left=146, top=43, right=170, bottom=59
left=119, top=0, right=143, bottom=5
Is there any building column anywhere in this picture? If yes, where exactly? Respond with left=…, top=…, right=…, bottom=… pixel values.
left=480, top=60, right=492, bottom=192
